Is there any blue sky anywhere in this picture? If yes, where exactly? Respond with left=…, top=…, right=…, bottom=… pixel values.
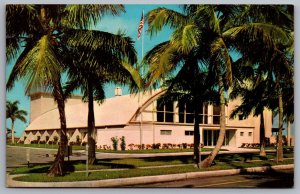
left=6, top=4, right=294, bottom=138
left=6, top=5, right=182, bottom=137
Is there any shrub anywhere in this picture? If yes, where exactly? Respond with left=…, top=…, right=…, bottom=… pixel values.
left=120, top=136, right=126, bottom=151
left=128, top=143, right=134, bottom=150
left=182, top=143, right=188, bottom=149
left=146, top=144, right=152, bottom=149
left=111, top=136, right=119, bottom=151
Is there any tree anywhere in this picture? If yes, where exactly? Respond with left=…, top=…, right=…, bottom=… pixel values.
left=145, top=45, right=217, bottom=166
left=230, top=69, right=276, bottom=156
left=6, top=4, right=125, bottom=176
left=6, top=100, right=27, bottom=144
left=145, top=5, right=291, bottom=167
left=64, top=30, right=138, bottom=164
left=227, top=5, right=293, bottom=161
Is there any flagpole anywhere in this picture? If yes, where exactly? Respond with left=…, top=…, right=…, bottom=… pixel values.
left=138, top=10, right=145, bottom=149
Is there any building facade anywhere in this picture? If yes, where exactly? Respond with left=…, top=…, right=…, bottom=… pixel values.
left=18, top=89, right=273, bottom=149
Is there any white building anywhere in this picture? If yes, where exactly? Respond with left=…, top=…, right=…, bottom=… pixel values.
left=18, top=89, right=273, bottom=149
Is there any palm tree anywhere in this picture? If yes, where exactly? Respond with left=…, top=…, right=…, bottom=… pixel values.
left=64, top=30, right=138, bottom=164
left=227, top=5, right=293, bottom=161
left=6, top=100, right=27, bottom=144
left=6, top=5, right=125, bottom=176
left=229, top=67, right=276, bottom=156
left=156, top=56, right=218, bottom=167
left=144, top=5, right=291, bottom=167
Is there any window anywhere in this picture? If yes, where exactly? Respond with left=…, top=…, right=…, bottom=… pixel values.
left=157, top=99, right=164, bottom=122
left=160, top=130, right=172, bottom=135
left=185, top=101, right=194, bottom=123
left=156, top=98, right=174, bottom=122
left=165, top=101, right=174, bottom=122
left=185, top=131, right=194, bottom=136
left=178, top=102, right=185, bottom=123
left=213, top=105, right=220, bottom=124
left=240, top=132, right=244, bottom=136
left=248, top=132, right=252, bottom=137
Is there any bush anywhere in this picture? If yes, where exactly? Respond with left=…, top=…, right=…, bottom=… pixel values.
left=152, top=143, right=161, bottom=149
left=128, top=143, right=134, bottom=150
left=120, top=136, right=126, bottom=151
left=111, top=136, right=119, bottom=151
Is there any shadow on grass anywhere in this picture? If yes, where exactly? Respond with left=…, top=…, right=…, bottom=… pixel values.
left=73, top=159, right=137, bottom=169
left=141, top=155, right=192, bottom=164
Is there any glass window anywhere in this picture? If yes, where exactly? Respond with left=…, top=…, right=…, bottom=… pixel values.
left=165, top=101, right=174, bottom=122
left=185, top=130, right=194, bottom=136
left=213, top=105, right=220, bottom=124
left=240, top=132, right=244, bottom=136
left=178, top=102, right=185, bottom=123
left=160, top=130, right=172, bottom=135
left=157, top=99, right=164, bottom=122
left=248, top=132, right=252, bottom=136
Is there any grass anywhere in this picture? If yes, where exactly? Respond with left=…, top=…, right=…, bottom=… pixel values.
left=8, top=143, right=226, bottom=153
left=96, top=148, right=226, bottom=153
left=240, top=146, right=294, bottom=151
left=11, top=151, right=294, bottom=175
left=13, top=159, right=294, bottom=182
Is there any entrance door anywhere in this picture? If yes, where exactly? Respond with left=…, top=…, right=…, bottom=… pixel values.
left=203, top=129, right=230, bottom=146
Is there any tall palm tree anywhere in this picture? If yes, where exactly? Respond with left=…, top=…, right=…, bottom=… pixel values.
left=230, top=65, right=276, bottom=156
left=227, top=5, right=293, bottom=161
left=6, top=4, right=125, bottom=176
left=145, top=5, right=290, bottom=167
left=157, top=56, right=218, bottom=167
left=6, top=100, right=27, bottom=144
left=64, top=30, right=138, bottom=164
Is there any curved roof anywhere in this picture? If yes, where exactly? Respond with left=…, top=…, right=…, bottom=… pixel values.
left=25, top=90, right=163, bottom=131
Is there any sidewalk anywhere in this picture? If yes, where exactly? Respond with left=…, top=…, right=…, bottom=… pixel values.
left=7, top=164, right=294, bottom=188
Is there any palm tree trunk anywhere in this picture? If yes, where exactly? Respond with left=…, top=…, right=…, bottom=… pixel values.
left=201, top=68, right=226, bottom=168
left=259, top=110, right=266, bottom=157
left=193, top=96, right=201, bottom=167
left=11, top=120, right=15, bottom=144
left=277, top=88, right=284, bottom=161
left=87, top=81, right=96, bottom=164
left=48, top=82, right=67, bottom=176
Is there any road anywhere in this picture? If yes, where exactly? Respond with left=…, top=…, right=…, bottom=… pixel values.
left=129, top=169, right=294, bottom=188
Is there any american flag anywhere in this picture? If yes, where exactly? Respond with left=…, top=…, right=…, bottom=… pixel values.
left=137, top=12, right=144, bottom=40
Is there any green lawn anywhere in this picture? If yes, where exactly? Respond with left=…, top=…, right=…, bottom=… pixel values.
left=96, top=148, right=225, bottom=153
left=11, top=151, right=293, bottom=175
left=13, top=159, right=294, bottom=182
left=7, top=143, right=226, bottom=153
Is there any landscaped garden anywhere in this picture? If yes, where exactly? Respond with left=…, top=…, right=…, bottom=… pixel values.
left=10, top=151, right=294, bottom=182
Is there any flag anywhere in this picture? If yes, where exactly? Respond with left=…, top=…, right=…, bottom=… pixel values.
left=137, top=12, right=144, bottom=40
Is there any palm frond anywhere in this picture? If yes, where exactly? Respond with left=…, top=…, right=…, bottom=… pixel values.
left=7, top=35, right=63, bottom=95
left=171, top=23, right=200, bottom=54
left=146, top=7, right=188, bottom=36
left=62, top=5, right=124, bottom=29
left=6, top=5, right=40, bottom=62
left=223, top=23, right=290, bottom=49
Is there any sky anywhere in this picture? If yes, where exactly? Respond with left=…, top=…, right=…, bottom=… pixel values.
left=6, top=4, right=295, bottom=138
left=6, top=4, right=182, bottom=137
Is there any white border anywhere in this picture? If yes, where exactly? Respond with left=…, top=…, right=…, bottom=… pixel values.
left=1, top=1, right=298, bottom=194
